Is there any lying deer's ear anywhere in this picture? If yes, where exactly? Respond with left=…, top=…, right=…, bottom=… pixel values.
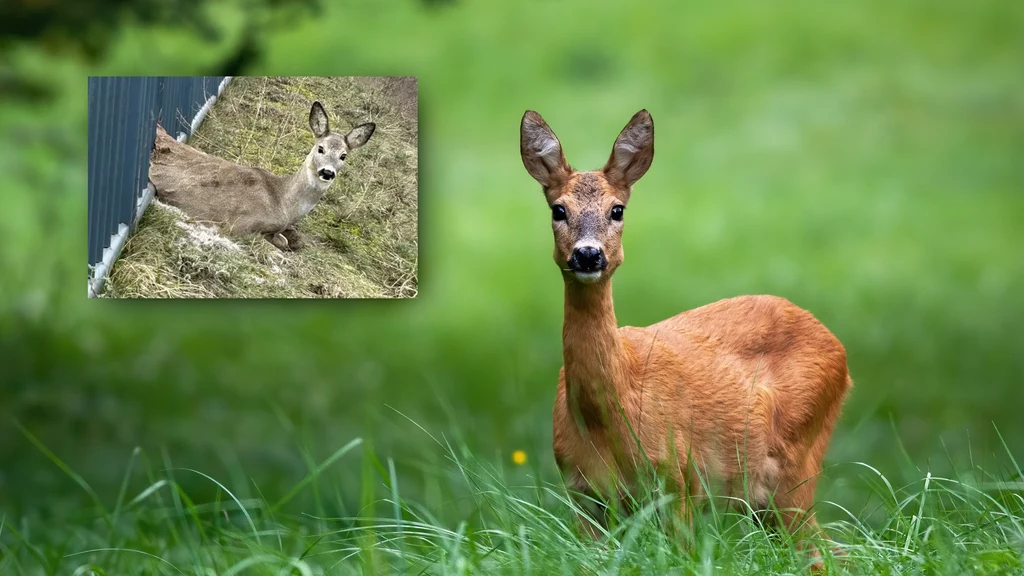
left=345, top=123, right=376, bottom=149
left=603, top=110, right=654, bottom=189
left=521, top=110, right=571, bottom=189
left=309, top=101, right=330, bottom=138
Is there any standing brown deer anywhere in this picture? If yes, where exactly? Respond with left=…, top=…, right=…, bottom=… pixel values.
left=520, top=109, right=852, bottom=566
left=150, top=101, right=375, bottom=251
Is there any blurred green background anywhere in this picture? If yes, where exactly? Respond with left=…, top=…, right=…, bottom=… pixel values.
left=1, top=0, right=1022, bottom=525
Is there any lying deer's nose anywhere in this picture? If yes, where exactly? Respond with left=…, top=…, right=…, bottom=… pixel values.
left=318, top=168, right=336, bottom=180
left=569, top=246, right=606, bottom=273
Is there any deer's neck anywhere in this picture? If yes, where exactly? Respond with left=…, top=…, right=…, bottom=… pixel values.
left=562, top=278, right=632, bottom=430
left=282, top=155, right=331, bottom=221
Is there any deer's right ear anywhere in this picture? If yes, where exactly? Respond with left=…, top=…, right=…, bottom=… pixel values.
left=521, top=111, right=571, bottom=189
left=309, top=101, right=330, bottom=138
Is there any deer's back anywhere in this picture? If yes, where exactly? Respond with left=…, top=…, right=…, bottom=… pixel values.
left=643, top=294, right=848, bottom=402
left=150, top=127, right=289, bottom=233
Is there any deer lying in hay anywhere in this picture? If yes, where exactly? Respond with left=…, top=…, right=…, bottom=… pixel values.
left=149, top=101, right=375, bottom=251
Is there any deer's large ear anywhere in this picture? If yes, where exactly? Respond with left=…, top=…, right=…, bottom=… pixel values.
left=345, top=123, right=376, bottom=149
left=309, top=101, right=330, bottom=137
left=603, top=110, right=654, bottom=189
left=521, top=110, right=571, bottom=189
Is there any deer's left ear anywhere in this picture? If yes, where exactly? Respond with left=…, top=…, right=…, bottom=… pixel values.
left=345, top=123, right=376, bottom=149
left=309, top=101, right=330, bottom=138
left=603, top=110, right=654, bottom=188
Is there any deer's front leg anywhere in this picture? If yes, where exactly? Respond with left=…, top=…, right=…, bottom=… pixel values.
left=265, top=232, right=291, bottom=251
left=661, top=464, right=697, bottom=549
left=281, top=226, right=305, bottom=250
left=675, top=485, right=697, bottom=548
left=571, top=487, right=611, bottom=541
left=558, top=461, right=611, bottom=541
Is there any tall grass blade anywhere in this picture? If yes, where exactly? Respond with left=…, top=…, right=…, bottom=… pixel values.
left=176, top=468, right=262, bottom=546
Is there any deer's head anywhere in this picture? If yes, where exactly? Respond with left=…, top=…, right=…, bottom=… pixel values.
left=520, top=110, right=654, bottom=285
left=306, top=101, right=376, bottom=185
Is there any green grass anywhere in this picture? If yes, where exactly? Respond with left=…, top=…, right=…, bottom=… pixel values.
left=3, top=420, right=1023, bottom=574
left=103, top=76, right=418, bottom=299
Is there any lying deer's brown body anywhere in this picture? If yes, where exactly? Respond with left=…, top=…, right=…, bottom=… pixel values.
left=520, top=110, right=852, bottom=561
left=150, top=101, right=374, bottom=250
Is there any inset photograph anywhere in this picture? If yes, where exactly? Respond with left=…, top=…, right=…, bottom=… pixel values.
left=87, top=76, right=418, bottom=299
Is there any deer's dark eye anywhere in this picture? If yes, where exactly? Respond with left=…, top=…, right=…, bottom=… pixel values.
left=340, top=153, right=347, bottom=161
left=610, top=205, right=625, bottom=221
left=318, top=146, right=325, bottom=154
left=551, top=205, right=567, bottom=222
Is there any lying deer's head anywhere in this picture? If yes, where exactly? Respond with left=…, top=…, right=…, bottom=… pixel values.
left=520, top=110, right=654, bottom=285
left=307, top=101, right=376, bottom=184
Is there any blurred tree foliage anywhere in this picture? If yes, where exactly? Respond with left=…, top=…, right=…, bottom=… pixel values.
left=0, top=0, right=320, bottom=99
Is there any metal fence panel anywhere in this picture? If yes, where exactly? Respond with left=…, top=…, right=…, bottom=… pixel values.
left=87, top=76, right=228, bottom=296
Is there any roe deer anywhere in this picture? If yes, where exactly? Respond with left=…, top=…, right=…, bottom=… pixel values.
left=520, top=109, right=852, bottom=567
left=149, top=101, right=375, bottom=250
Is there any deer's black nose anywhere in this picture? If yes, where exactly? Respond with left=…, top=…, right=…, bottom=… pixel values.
left=318, top=168, right=336, bottom=180
left=569, top=246, right=606, bottom=273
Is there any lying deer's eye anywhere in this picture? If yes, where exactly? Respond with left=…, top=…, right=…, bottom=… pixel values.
left=340, top=153, right=347, bottom=161
left=610, top=205, right=625, bottom=221
left=551, top=205, right=567, bottom=222
left=318, top=146, right=325, bottom=154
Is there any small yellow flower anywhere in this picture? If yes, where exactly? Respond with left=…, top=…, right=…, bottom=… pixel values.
left=512, top=450, right=527, bottom=465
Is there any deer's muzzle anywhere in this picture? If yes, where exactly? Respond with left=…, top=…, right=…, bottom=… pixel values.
left=568, top=246, right=607, bottom=274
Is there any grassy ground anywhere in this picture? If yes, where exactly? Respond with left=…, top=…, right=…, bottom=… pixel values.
left=3, top=424, right=1023, bottom=574
left=103, top=76, right=419, bottom=299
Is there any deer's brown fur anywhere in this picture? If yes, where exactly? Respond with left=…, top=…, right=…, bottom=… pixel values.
left=520, top=109, right=852, bottom=565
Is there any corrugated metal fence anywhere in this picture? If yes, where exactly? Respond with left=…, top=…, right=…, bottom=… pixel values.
left=87, top=76, right=232, bottom=297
